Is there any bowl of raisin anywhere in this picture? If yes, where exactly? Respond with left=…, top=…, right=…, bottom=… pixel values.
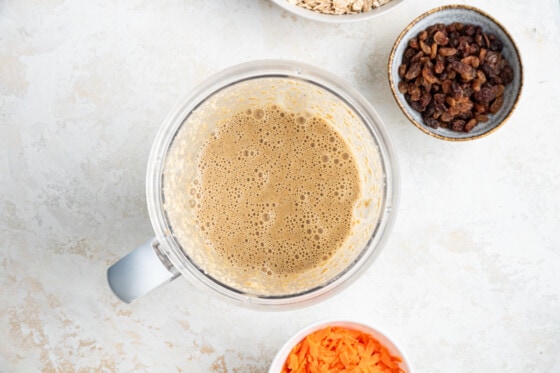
left=388, top=5, right=523, bottom=141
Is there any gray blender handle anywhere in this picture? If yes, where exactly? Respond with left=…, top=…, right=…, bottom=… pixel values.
left=107, top=238, right=180, bottom=303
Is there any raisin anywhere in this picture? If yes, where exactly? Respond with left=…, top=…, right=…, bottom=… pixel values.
left=473, top=87, right=496, bottom=104
left=418, top=91, right=432, bottom=109
left=476, top=69, right=487, bottom=84
left=433, top=31, right=449, bottom=46
left=474, top=103, right=487, bottom=114
left=434, top=59, right=445, bottom=75
left=420, top=40, right=431, bottom=55
left=464, top=24, right=476, bottom=36
left=488, top=34, right=503, bottom=51
left=489, top=96, right=504, bottom=114
left=479, top=48, right=487, bottom=64
left=409, top=99, right=425, bottom=112
left=434, top=93, right=446, bottom=104
left=482, top=63, right=498, bottom=79
left=398, top=22, right=514, bottom=132
left=439, top=47, right=458, bottom=57
left=421, top=78, right=432, bottom=93
left=475, top=114, right=489, bottom=122
left=425, top=117, right=441, bottom=129
left=461, top=84, right=474, bottom=98
left=398, top=81, right=408, bottom=94
left=449, top=32, right=460, bottom=48
left=457, top=110, right=473, bottom=121
left=465, top=118, right=478, bottom=132
left=408, top=85, right=422, bottom=101
left=461, top=56, right=480, bottom=68
left=485, top=50, right=501, bottom=67
left=403, top=47, right=416, bottom=64
left=422, top=67, right=440, bottom=84
left=424, top=103, right=436, bottom=118
left=475, top=33, right=484, bottom=47
left=411, top=50, right=424, bottom=63
left=398, top=64, right=407, bottom=78
left=405, top=62, right=422, bottom=80
left=451, top=60, right=476, bottom=81
left=468, top=43, right=479, bottom=56
left=430, top=43, right=438, bottom=59
left=458, top=36, right=473, bottom=57
left=472, top=78, right=482, bottom=92
left=441, top=80, right=452, bottom=94
left=441, top=111, right=453, bottom=122
left=450, top=81, right=464, bottom=100
left=494, top=84, right=505, bottom=97
left=500, top=65, right=514, bottom=85
left=483, top=33, right=491, bottom=48
left=451, top=119, right=466, bottom=131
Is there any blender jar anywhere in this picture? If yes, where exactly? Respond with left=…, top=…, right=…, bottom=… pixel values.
left=107, top=60, right=399, bottom=309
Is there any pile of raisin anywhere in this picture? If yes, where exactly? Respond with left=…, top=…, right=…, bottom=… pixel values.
left=397, top=22, right=514, bottom=132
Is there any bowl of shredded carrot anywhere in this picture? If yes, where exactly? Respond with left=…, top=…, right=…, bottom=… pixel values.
left=269, top=320, right=412, bottom=373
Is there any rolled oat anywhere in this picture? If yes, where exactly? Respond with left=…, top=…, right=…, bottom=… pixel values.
left=287, top=0, right=393, bottom=15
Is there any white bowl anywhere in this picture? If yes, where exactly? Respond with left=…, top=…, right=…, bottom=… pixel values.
left=269, top=320, right=413, bottom=372
left=270, top=0, right=406, bottom=23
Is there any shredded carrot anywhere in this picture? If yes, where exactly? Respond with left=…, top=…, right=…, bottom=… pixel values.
left=281, top=326, right=405, bottom=373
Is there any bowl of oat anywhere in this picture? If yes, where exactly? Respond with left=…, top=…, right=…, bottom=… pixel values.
left=388, top=5, right=523, bottom=141
left=270, top=0, right=405, bottom=23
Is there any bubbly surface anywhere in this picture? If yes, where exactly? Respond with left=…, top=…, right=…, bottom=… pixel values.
left=190, top=105, right=361, bottom=278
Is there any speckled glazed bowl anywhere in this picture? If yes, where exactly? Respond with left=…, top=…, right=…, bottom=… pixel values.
left=270, top=0, right=405, bottom=23
left=269, top=320, right=413, bottom=372
left=388, top=5, right=523, bottom=141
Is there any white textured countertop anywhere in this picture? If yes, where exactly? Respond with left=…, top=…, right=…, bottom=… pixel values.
left=1, top=0, right=559, bottom=372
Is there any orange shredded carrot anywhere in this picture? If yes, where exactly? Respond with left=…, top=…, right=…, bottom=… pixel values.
left=281, top=326, right=405, bottom=373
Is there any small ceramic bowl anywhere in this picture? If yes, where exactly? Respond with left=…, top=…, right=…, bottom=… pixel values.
left=388, top=5, right=523, bottom=141
left=269, top=320, right=413, bottom=372
left=270, top=0, right=405, bottom=23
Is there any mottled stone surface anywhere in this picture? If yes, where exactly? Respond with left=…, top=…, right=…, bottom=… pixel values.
left=1, top=0, right=559, bottom=371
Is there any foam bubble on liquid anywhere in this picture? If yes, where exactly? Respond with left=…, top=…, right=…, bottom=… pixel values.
left=190, top=105, right=361, bottom=278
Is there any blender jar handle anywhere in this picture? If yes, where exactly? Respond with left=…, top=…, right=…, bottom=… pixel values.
left=107, top=238, right=180, bottom=303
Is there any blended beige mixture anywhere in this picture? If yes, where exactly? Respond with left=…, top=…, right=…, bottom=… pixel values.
left=189, top=105, right=361, bottom=280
